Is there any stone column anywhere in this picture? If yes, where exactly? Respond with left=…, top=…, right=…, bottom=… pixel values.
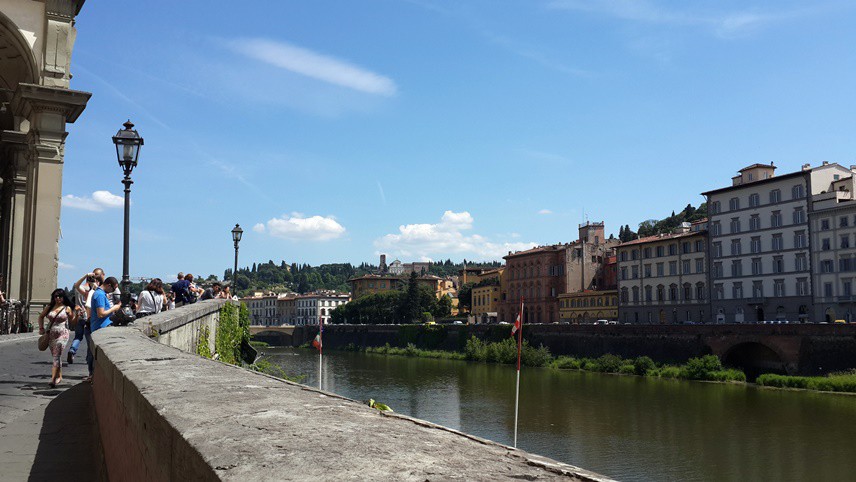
left=11, top=84, right=89, bottom=320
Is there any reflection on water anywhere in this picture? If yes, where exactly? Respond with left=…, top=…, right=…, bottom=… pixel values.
left=266, top=348, right=856, bottom=482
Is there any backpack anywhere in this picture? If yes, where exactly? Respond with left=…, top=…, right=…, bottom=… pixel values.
left=172, top=280, right=193, bottom=304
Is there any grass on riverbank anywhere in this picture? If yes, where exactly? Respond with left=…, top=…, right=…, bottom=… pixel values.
left=365, top=343, right=467, bottom=360
left=757, top=371, right=856, bottom=392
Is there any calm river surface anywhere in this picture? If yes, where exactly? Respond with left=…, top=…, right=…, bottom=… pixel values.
left=266, top=347, right=856, bottom=481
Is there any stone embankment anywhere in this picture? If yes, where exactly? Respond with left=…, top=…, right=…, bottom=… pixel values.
left=90, top=301, right=611, bottom=481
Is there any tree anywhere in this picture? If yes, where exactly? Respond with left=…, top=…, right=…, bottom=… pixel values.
left=404, top=272, right=421, bottom=323
left=434, top=294, right=453, bottom=318
left=457, top=282, right=474, bottom=312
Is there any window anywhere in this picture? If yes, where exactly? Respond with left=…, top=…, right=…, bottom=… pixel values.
left=696, top=283, right=705, bottom=300
left=841, top=216, right=850, bottom=228
left=773, top=256, right=784, bottom=274
left=656, top=246, right=665, bottom=257
left=695, top=240, right=704, bottom=252
left=792, top=184, right=805, bottom=199
left=730, top=218, right=741, bottom=234
left=795, top=254, right=808, bottom=272
left=619, top=251, right=628, bottom=262
left=695, top=258, right=704, bottom=273
left=773, top=279, right=785, bottom=297
left=733, top=282, right=744, bottom=299
left=643, top=247, right=652, bottom=259
left=731, top=260, right=743, bottom=277
left=657, top=285, right=664, bottom=302
left=796, top=278, right=808, bottom=296
left=669, top=284, right=678, bottom=300
left=840, top=258, right=852, bottom=273
left=750, top=215, right=761, bottom=231
left=751, top=237, right=761, bottom=254
left=822, top=238, right=831, bottom=251
left=669, top=261, right=678, bottom=275
left=772, top=234, right=784, bottom=251
left=645, top=286, right=652, bottom=302
left=771, top=211, right=782, bottom=228
left=656, top=263, right=664, bottom=277
left=713, top=262, right=723, bottom=279
left=770, top=189, right=781, bottom=203
left=714, top=284, right=724, bottom=300
left=682, top=242, right=691, bottom=254
left=793, top=208, right=805, bottom=225
left=824, top=283, right=833, bottom=298
left=821, top=219, right=831, bottom=231
left=620, top=267, right=627, bottom=280
left=731, top=239, right=742, bottom=255
left=682, top=259, right=691, bottom=274
left=845, top=280, right=853, bottom=297
left=644, top=264, right=652, bottom=277
left=621, top=289, right=629, bottom=303
left=794, top=230, right=806, bottom=248
left=749, top=193, right=760, bottom=207
left=751, top=258, right=762, bottom=275
left=669, top=244, right=677, bottom=256
left=821, top=259, right=834, bottom=273
left=632, top=266, right=639, bottom=279
left=711, top=201, right=721, bottom=214
left=752, top=281, right=763, bottom=299
left=683, top=283, right=692, bottom=301
left=843, top=235, right=851, bottom=249
left=711, top=221, right=721, bottom=236
left=713, top=242, right=722, bottom=258
left=729, top=197, right=740, bottom=211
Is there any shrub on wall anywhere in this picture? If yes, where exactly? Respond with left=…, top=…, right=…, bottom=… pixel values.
left=217, top=302, right=250, bottom=366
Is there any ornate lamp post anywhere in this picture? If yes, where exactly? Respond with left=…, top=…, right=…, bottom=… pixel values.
left=112, top=120, right=143, bottom=324
left=232, top=224, right=243, bottom=296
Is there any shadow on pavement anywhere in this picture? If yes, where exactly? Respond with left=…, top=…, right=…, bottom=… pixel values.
left=29, top=383, right=104, bottom=481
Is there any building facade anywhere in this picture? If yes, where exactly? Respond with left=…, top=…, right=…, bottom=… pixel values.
left=810, top=174, right=856, bottom=322
left=565, top=222, right=620, bottom=292
left=559, top=290, right=618, bottom=323
left=499, top=245, right=566, bottom=324
left=704, top=162, right=851, bottom=323
left=349, top=274, right=451, bottom=300
left=617, top=224, right=709, bottom=324
left=242, top=293, right=279, bottom=326
left=0, top=0, right=91, bottom=320
left=276, top=293, right=298, bottom=325
left=471, top=268, right=503, bottom=322
left=295, top=292, right=350, bottom=326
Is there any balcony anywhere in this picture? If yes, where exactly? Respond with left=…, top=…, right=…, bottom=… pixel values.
left=748, top=297, right=765, bottom=304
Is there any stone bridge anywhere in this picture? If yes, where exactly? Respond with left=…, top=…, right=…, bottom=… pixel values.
left=248, top=325, right=296, bottom=346
left=286, top=323, right=856, bottom=377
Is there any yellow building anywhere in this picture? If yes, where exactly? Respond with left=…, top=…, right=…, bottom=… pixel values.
left=470, top=268, right=504, bottom=322
left=558, top=290, right=618, bottom=324
left=349, top=274, right=452, bottom=300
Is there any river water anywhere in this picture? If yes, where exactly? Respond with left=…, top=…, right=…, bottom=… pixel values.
left=265, top=347, right=856, bottom=481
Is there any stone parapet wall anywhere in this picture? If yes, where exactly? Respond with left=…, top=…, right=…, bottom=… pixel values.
left=145, top=299, right=226, bottom=354
left=90, top=303, right=607, bottom=481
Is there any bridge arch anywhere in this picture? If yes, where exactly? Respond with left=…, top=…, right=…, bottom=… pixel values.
left=252, top=330, right=293, bottom=346
left=721, top=342, right=787, bottom=380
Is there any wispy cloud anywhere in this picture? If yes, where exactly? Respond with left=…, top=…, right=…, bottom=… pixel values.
left=374, top=211, right=537, bottom=260
left=58, top=261, right=75, bottom=270
left=224, top=38, right=397, bottom=96
left=538, top=209, right=553, bottom=215
left=62, top=191, right=123, bottom=212
left=74, top=63, right=172, bottom=130
left=377, top=180, right=387, bottom=204
left=255, top=213, right=346, bottom=241
left=546, top=0, right=836, bottom=38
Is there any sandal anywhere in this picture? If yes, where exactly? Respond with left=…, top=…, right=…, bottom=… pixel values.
left=83, top=376, right=92, bottom=383
left=48, top=382, right=56, bottom=389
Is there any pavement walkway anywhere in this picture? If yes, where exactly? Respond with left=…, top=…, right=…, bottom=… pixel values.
left=0, top=333, right=103, bottom=481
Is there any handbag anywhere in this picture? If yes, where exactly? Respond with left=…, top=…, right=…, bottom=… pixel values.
left=38, top=308, right=60, bottom=351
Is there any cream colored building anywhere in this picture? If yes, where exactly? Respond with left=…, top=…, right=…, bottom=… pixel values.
left=559, top=290, right=618, bottom=323
left=242, top=293, right=279, bottom=326
left=0, top=0, right=90, bottom=320
left=471, top=268, right=503, bottom=322
left=617, top=223, right=709, bottom=324
left=704, top=162, right=851, bottom=323
left=295, top=291, right=349, bottom=326
left=276, top=293, right=298, bottom=325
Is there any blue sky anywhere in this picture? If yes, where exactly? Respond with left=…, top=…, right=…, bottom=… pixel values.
left=58, top=0, right=856, bottom=286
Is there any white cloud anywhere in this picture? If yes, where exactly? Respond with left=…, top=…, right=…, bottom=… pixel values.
left=62, top=191, right=123, bottom=212
left=374, top=210, right=537, bottom=260
left=225, top=38, right=397, bottom=96
left=538, top=209, right=553, bottom=215
left=58, top=261, right=75, bottom=270
left=256, top=213, right=346, bottom=241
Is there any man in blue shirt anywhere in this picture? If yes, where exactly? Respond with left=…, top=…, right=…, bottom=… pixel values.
left=86, top=277, right=122, bottom=379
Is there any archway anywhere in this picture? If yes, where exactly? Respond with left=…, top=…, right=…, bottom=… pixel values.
left=252, top=331, right=293, bottom=347
left=722, top=342, right=787, bottom=380
left=755, top=307, right=765, bottom=323
left=658, top=309, right=665, bottom=324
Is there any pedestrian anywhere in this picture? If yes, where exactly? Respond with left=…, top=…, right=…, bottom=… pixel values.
left=136, top=278, right=165, bottom=318
left=68, top=268, right=103, bottom=364
left=199, top=282, right=221, bottom=301
left=217, top=284, right=232, bottom=299
left=165, top=291, right=176, bottom=310
left=85, top=277, right=122, bottom=381
left=186, top=273, right=203, bottom=301
left=171, top=272, right=192, bottom=307
left=38, top=289, right=77, bottom=388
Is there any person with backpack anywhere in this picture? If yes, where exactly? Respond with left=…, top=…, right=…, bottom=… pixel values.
left=171, top=272, right=192, bottom=307
left=136, top=278, right=165, bottom=318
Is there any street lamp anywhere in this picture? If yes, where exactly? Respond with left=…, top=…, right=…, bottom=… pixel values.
left=112, top=120, right=143, bottom=324
left=232, top=224, right=243, bottom=296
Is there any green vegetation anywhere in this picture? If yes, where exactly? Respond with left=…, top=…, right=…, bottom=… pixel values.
left=756, top=371, right=856, bottom=393
left=214, top=302, right=250, bottom=365
left=247, top=358, right=306, bottom=383
left=366, top=343, right=467, bottom=360
left=196, top=325, right=211, bottom=358
left=619, top=203, right=707, bottom=241
left=465, top=337, right=552, bottom=367
left=249, top=340, right=270, bottom=349
left=367, top=399, right=394, bottom=412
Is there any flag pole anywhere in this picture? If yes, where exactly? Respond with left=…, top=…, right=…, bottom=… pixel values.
left=513, top=297, right=524, bottom=448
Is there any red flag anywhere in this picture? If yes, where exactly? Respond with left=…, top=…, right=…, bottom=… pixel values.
left=511, top=298, right=524, bottom=336
left=312, top=316, right=323, bottom=353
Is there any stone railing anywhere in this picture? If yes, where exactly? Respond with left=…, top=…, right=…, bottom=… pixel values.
left=89, top=302, right=610, bottom=481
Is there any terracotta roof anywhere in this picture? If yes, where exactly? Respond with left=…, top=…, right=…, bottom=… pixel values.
left=739, top=163, right=776, bottom=172
left=702, top=170, right=804, bottom=196
left=616, top=229, right=706, bottom=247
left=504, top=244, right=566, bottom=259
